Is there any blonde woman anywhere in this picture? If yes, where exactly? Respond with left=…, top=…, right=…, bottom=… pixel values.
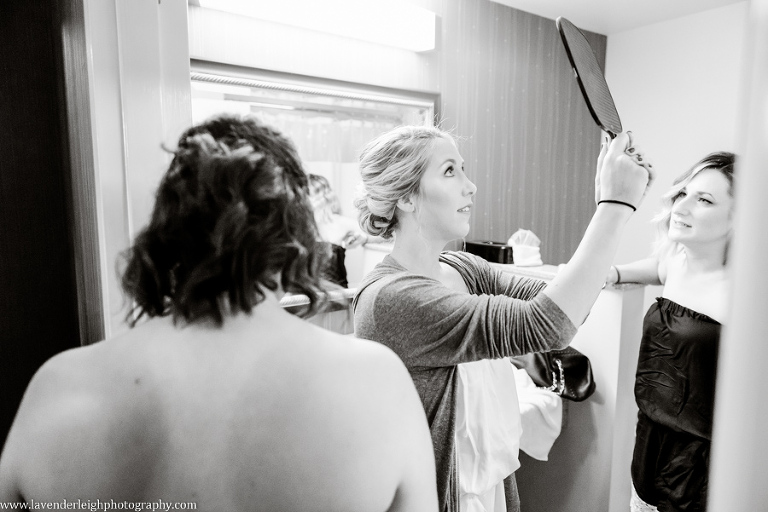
left=607, top=152, right=736, bottom=512
left=353, top=125, right=654, bottom=512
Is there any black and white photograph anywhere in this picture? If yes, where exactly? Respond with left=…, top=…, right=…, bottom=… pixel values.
left=1, top=0, right=767, bottom=510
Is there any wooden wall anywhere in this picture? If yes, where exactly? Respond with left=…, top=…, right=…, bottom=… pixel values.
left=440, top=0, right=607, bottom=264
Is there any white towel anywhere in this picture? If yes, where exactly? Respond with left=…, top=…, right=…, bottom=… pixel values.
left=455, top=359, right=522, bottom=512
left=513, top=366, right=562, bottom=460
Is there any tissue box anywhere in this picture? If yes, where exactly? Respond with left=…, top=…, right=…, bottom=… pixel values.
left=465, top=241, right=514, bottom=264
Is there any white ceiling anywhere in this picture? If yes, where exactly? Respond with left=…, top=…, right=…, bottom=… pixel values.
left=489, top=0, right=745, bottom=35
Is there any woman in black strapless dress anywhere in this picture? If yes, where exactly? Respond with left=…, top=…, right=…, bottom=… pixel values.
left=605, top=152, right=736, bottom=512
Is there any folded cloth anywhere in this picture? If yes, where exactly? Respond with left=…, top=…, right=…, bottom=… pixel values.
left=513, top=366, right=562, bottom=460
left=456, top=358, right=522, bottom=512
left=508, top=229, right=543, bottom=267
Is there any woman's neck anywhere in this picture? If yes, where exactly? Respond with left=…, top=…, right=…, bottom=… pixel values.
left=389, top=230, right=449, bottom=279
left=680, top=241, right=727, bottom=274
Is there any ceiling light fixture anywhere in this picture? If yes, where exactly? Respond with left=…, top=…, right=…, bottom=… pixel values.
left=193, top=0, right=436, bottom=52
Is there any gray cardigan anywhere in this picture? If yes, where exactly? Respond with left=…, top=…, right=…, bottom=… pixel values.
left=353, top=251, right=577, bottom=512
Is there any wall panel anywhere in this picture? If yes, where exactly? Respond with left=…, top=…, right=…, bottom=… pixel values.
left=440, top=0, right=606, bottom=264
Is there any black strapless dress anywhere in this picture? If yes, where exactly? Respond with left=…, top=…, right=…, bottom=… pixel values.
left=631, top=297, right=721, bottom=512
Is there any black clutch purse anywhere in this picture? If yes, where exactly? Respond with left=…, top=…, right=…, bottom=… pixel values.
left=511, top=346, right=596, bottom=402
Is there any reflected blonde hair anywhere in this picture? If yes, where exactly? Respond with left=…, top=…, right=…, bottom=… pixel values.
left=653, top=151, right=736, bottom=264
left=308, top=173, right=342, bottom=217
left=354, top=125, right=455, bottom=239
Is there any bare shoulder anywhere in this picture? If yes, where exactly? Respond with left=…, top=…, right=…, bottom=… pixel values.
left=253, top=324, right=436, bottom=511
left=4, top=325, right=190, bottom=497
left=315, top=332, right=438, bottom=511
left=6, top=346, right=104, bottom=432
left=0, top=343, right=140, bottom=497
left=298, top=327, right=423, bottom=427
left=313, top=329, right=415, bottom=395
left=660, top=250, right=688, bottom=290
left=659, top=249, right=686, bottom=284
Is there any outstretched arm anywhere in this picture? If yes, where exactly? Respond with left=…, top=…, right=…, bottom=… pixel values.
left=607, top=257, right=662, bottom=286
left=542, top=132, right=655, bottom=326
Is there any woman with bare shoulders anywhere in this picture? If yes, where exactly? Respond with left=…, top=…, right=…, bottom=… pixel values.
left=606, top=152, right=736, bottom=512
left=0, top=115, right=437, bottom=512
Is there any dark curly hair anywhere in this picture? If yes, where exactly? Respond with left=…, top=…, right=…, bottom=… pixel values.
left=121, top=114, right=326, bottom=327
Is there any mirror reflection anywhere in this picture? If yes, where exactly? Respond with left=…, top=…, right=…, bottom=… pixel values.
left=190, top=72, right=436, bottom=286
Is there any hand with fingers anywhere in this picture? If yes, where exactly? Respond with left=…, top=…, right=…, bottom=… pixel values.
left=594, top=131, right=656, bottom=211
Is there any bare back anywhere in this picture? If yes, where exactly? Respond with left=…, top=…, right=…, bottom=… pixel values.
left=0, top=301, right=437, bottom=511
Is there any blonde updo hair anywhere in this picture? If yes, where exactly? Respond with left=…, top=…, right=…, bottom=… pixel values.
left=355, top=125, right=455, bottom=239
